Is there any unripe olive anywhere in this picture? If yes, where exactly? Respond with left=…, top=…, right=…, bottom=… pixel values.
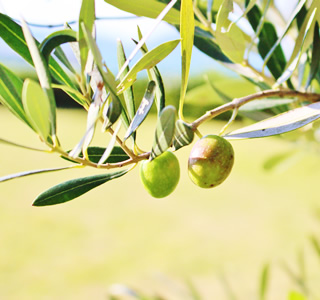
left=140, top=151, right=180, bottom=198
left=188, top=135, right=234, bottom=188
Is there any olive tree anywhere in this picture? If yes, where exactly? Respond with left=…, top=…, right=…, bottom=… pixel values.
left=0, top=0, right=319, bottom=205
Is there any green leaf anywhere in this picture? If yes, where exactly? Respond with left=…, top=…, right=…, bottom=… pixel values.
left=224, top=102, right=320, bottom=139
left=193, top=27, right=231, bottom=63
left=0, top=13, right=33, bottom=64
left=117, top=39, right=135, bottom=123
left=276, top=8, right=317, bottom=85
left=0, top=14, right=82, bottom=106
left=151, top=105, right=176, bottom=159
left=287, top=291, right=307, bottom=300
left=117, top=39, right=180, bottom=93
left=0, top=166, right=76, bottom=183
left=53, top=46, right=76, bottom=74
left=259, top=264, right=270, bottom=300
left=102, top=95, right=122, bottom=131
left=39, top=29, right=77, bottom=63
left=80, top=22, right=130, bottom=130
left=22, top=79, right=52, bottom=142
left=98, top=120, right=122, bottom=165
left=104, top=0, right=181, bottom=24
left=246, top=3, right=286, bottom=79
left=173, top=119, right=194, bottom=150
left=0, top=137, right=45, bottom=152
left=0, top=63, right=32, bottom=128
left=239, top=99, right=296, bottom=112
left=179, top=0, right=194, bottom=118
left=261, top=0, right=307, bottom=74
left=305, top=21, right=320, bottom=89
left=310, top=236, right=320, bottom=261
left=63, top=146, right=129, bottom=164
left=78, top=0, right=95, bottom=74
left=21, top=19, right=56, bottom=140
left=124, top=81, right=156, bottom=140
left=136, top=26, right=166, bottom=114
left=32, top=169, right=128, bottom=206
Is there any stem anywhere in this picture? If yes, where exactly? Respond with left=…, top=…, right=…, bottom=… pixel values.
left=190, top=89, right=320, bottom=130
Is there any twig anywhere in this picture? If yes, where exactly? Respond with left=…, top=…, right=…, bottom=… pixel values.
left=190, top=89, right=320, bottom=130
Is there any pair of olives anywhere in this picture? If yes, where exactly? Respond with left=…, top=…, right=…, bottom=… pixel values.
left=139, top=135, right=235, bottom=198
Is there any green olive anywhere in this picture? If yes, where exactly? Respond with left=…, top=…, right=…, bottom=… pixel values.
left=140, top=151, right=180, bottom=198
left=188, top=135, right=234, bottom=188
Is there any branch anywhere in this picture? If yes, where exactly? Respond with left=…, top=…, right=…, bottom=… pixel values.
left=190, top=89, right=320, bottom=130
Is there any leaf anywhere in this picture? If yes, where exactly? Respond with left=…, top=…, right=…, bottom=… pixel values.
left=21, top=19, right=56, bottom=140
left=80, top=22, right=130, bottom=130
left=117, top=39, right=180, bottom=93
left=124, top=81, right=156, bottom=140
left=261, top=0, right=307, bottom=73
left=224, top=102, right=320, bottom=140
left=63, top=146, right=129, bottom=164
left=39, top=29, right=77, bottom=63
left=193, top=27, right=231, bottom=63
left=287, top=291, right=307, bottom=300
left=136, top=26, right=166, bottom=114
left=98, top=120, right=122, bottom=165
left=310, top=236, right=320, bottom=261
left=0, top=137, right=45, bottom=152
left=239, top=99, right=296, bottom=112
left=117, top=39, right=135, bottom=122
left=179, top=0, right=194, bottom=118
left=173, top=119, right=194, bottom=150
left=78, top=0, right=95, bottom=74
left=305, top=21, right=320, bottom=89
left=276, top=8, right=317, bottom=85
left=0, top=63, right=32, bottom=128
left=263, top=150, right=300, bottom=172
left=22, top=79, right=52, bottom=142
left=32, top=169, right=128, bottom=206
left=0, top=13, right=81, bottom=105
left=0, top=166, right=77, bottom=183
left=259, top=264, right=270, bottom=300
left=151, top=105, right=176, bottom=159
left=104, top=0, right=181, bottom=24
left=102, top=95, right=122, bottom=131
left=53, top=46, right=76, bottom=74
left=246, top=3, right=286, bottom=79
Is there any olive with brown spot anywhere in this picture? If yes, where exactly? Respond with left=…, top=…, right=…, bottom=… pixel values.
left=188, top=135, right=234, bottom=188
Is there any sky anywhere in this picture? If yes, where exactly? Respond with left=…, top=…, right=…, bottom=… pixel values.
left=0, top=0, right=227, bottom=77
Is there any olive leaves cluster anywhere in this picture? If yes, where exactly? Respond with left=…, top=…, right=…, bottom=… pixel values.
left=0, top=0, right=320, bottom=205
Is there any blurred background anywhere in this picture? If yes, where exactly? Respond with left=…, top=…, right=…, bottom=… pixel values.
left=0, top=0, right=320, bottom=299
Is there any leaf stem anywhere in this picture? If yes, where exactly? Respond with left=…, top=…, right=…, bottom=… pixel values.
left=190, top=89, right=320, bottom=130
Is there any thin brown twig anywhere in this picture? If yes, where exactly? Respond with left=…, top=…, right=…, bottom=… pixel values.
left=190, top=89, right=320, bottom=130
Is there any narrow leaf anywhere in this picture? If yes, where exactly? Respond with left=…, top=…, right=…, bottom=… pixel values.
left=225, top=102, right=320, bottom=139
left=135, top=27, right=166, bottom=114
left=173, top=119, right=194, bottom=150
left=39, top=29, right=77, bottom=63
left=179, top=0, right=194, bottom=118
left=0, top=166, right=77, bottom=183
left=0, top=63, right=32, bottom=128
left=53, top=46, right=76, bottom=74
left=98, top=120, right=122, bottom=165
left=0, top=137, right=45, bottom=152
left=310, top=236, right=320, bottom=261
left=78, top=0, right=95, bottom=73
left=105, top=0, right=181, bottom=24
left=259, top=264, right=270, bottom=300
left=117, top=39, right=180, bottom=93
left=124, top=81, right=156, bottom=140
left=63, top=146, right=129, bottom=164
left=21, top=19, right=56, bottom=140
left=33, top=169, right=128, bottom=206
left=102, top=95, right=122, bottom=131
left=305, top=21, right=320, bottom=89
left=22, top=79, right=52, bottom=142
left=117, top=39, right=135, bottom=122
left=151, top=105, right=176, bottom=159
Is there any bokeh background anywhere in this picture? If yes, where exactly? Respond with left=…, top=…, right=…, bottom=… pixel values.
left=0, top=0, right=320, bottom=299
